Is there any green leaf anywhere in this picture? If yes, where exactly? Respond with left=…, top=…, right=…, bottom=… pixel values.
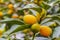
left=41, top=18, right=52, bottom=24
left=52, top=37, right=60, bottom=40
left=31, top=8, right=42, bottom=13
left=53, top=20, right=60, bottom=25
left=2, top=24, right=30, bottom=37
left=35, top=37, right=51, bottom=40
left=17, top=10, right=24, bottom=15
left=29, top=9, right=38, bottom=16
left=0, top=23, right=6, bottom=28
left=23, top=4, right=39, bottom=9
left=0, top=18, right=24, bottom=25
left=52, top=26, right=60, bottom=38
left=0, top=38, right=6, bottom=40
left=0, top=23, right=6, bottom=32
left=40, top=2, right=51, bottom=10
left=42, top=21, right=55, bottom=26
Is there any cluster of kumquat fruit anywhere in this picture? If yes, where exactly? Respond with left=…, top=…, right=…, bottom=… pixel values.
left=0, top=3, right=24, bottom=19
left=0, top=0, right=54, bottom=39
left=0, top=2, right=22, bottom=37
left=22, top=14, right=52, bottom=37
left=0, top=3, right=52, bottom=38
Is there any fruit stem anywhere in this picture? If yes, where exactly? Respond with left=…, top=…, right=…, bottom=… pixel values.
left=32, top=33, right=35, bottom=40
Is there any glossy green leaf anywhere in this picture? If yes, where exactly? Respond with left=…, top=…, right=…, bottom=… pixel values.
left=42, top=21, right=55, bottom=26
left=41, top=18, right=52, bottom=24
left=0, top=38, right=6, bottom=40
left=52, top=26, right=60, bottom=38
left=0, top=18, right=24, bottom=25
left=2, top=24, right=30, bottom=37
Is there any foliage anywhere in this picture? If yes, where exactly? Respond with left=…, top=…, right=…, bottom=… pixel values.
left=0, top=0, right=60, bottom=40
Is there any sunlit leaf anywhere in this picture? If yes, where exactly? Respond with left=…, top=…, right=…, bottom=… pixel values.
left=0, top=38, right=6, bottom=40
left=2, top=24, right=30, bottom=37
left=0, top=18, right=24, bottom=25
left=52, top=26, right=60, bottom=38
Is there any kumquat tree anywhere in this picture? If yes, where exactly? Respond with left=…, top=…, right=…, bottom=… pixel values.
left=0, top=0, right=60, bottom=40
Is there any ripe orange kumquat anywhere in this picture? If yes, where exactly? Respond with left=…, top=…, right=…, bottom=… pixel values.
left=23, top=15, right=37, bottom=24
left=8, top=4, right=14, bottom=9
left=40, top=26, right=52, bottom=37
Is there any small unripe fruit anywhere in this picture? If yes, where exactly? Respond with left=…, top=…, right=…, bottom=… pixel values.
left=31, top=23, right=40, bottom=33
left=12, top=14, right=18, bottom=18
left=19, top=16, right=23, bottom=19
left=23, top=29, right=30, bottom=34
